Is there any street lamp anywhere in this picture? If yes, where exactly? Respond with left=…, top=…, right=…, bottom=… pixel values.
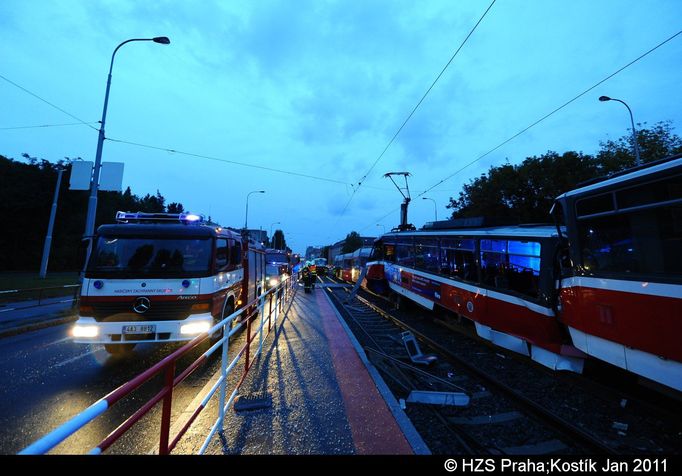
left=244, top=190, right=265, bottom=229
left=376, top=224, right=386, bottom=234
left=422, top=197, right=437, bottom=221
left=83, top=36, right=170, bottom=264
left=598, top=95, right=641, bottom=166
left=270, top=221, right=281, bottom=247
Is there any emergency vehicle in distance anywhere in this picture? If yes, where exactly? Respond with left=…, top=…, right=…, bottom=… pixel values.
left=72, top=211, right=265, bottom=355
left=265, top=248, right=290, bottom=289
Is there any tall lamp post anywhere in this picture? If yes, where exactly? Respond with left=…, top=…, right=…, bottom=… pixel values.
left=244, top=190, right=265, bottom=229
left=376, top=224, right=386, bottom=234
left=270, top=221, right=281, bottom=248
left=83, top=36, right=170, bottom=263
left=422, top=197, right=437, bottom=221
left=598, top=96, right=641, bottom=166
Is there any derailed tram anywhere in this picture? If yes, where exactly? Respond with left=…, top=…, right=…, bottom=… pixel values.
left=366, top=154, right=682, bottom=392
left=72, top=212, right=266, bottom=355
left=368, top=220, right=584, bottom=372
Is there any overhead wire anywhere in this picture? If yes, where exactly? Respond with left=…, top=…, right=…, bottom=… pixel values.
left=0, top=74, right=363, bottom=187
left=335, top=0, right=498, bottom=221
left=0, top=121, right=99, bottom=130
left=361, top=29, right=682, bottom=234
left=415, top=29, right=682, bottom=199
left=0, top=73, right=100, bottom=132
left=106, top=137, right=353, bottom=186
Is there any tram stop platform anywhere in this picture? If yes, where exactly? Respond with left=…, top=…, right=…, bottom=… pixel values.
left=172, top=285, right=428, bottom=455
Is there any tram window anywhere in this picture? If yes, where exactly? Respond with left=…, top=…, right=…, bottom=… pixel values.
left=579, top=205, right=682, bottom=276
left=384, top=244, right=396, bottom=262
left=576, top=193, right=614, bottom=217
left=480, top=239, right=541, bottom=298
left=395, top=238, right=414, bottom=266
left=481, top=251, right=504, bottom=288
left=659, top=206, right=682, bottom=274
left=415, top=238, right=439, bottom=273
left=481, top=239, right=507, bottom=253
left=580, top=215, right=636, bottom=273
left=616, top=174, right=682, bottom=210
left=440, top=238, right=477, bottom=282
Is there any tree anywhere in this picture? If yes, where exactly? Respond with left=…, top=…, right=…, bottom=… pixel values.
left=342, top=231, right=362, bottom=253
left=166, top=202, right=184, bottom=213
left=272, top=229, right=287, bottom=250
left=597, top=120, right=682, bottom=174
left=447, top=122, right=682, bottom=223
left=0, top=153, right=184, bottom=272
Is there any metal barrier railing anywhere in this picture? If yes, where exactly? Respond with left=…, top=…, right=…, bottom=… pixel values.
left=19, top=274, right=297, bottom=455
left=0, top=285, right=80, bottom=312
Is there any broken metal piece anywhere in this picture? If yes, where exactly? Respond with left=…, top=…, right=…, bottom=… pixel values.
left=234, top=391, right=272, bottom=412
left=405, top=390, right=470, bottom=407
left=401, top=331, right=438, bottom=366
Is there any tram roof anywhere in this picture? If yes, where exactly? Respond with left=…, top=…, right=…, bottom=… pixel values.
left=382, top=225, right=561, bottom=239
left=557, top=154, right=682, bottom=200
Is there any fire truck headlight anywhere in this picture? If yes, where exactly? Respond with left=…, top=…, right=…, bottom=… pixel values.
left=72, top=325, right=99, bottom=338
left=181, top=320, right=212, bottom=335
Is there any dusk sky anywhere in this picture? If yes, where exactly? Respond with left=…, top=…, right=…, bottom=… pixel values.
left=1, top=1, right=681, bottom=254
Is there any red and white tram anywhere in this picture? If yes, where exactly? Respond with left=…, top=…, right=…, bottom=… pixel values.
left=335, top=247, right=373, bottom=283
left=367, top=154, right=682, bottom=392
left=367, top=220, right=585, bottom=373
left=72, top=212, right=265, bottom=355
left=553, top=154, right=682, bottom=392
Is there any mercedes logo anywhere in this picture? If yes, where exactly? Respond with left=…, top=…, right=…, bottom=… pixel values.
left=133, top=296, right=151, bottom=314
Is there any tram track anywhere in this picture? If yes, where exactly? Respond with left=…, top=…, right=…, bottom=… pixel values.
left=321, top=277, right=607, bottom=455
left=320, top=274, right=680, bottom=455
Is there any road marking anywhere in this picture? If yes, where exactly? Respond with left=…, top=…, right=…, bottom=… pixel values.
left=43, top=336, right=72, bottom=348
left=54, top=349, right=99, bottom=368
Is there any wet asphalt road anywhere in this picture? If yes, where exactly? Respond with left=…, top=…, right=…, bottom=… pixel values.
left=0, top=321, right=223, bottom=454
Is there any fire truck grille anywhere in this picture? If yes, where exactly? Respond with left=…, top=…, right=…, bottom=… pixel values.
left=90, top=301, right=195, bottom=322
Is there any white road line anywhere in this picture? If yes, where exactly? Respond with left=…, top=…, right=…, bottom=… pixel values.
left=53, top=349, right=99, bottom=368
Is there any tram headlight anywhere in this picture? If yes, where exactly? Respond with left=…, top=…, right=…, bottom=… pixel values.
left=72, top=325, right=99, bottom=338
left=180, top=320, right=212, bottom=335
left=268, top=277, right=279, bottom=287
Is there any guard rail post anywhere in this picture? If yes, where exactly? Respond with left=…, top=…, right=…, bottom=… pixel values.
left=159, top=361, right=176, bottom=455
left=218, top=319, right=230, bottom=429
left=243, top=309, right=252, bottom=379
left=257, top=292, right=265, bottom=357
left=267, top=293, right=273, bottom=332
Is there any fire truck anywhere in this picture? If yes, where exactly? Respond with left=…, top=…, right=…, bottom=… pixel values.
left=72, top=212, right=265, bottom=354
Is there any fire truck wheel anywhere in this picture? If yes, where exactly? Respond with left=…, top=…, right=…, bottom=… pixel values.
left=104, top=343, right=136, bottom=355
left=212, top=302, right=234, bottom=342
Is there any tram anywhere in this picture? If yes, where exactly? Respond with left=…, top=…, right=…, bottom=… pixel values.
left=367, top=154, right=682, bottom=391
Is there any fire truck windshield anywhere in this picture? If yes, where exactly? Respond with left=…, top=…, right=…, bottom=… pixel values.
left=87, top=235, right=213, bottom=278
left=266, top=252, right=288, bottom=264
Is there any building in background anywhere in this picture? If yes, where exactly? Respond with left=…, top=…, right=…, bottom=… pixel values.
left=328, top=236, right=375, bottom=263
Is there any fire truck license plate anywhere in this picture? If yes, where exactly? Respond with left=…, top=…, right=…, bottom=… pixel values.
left=122, top=325, right=156, bottom=334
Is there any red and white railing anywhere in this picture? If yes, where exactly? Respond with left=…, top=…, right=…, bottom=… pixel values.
left=20, top=274, right=297, bottom=455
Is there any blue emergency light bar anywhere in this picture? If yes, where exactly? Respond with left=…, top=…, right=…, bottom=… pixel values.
left=115, top=211, right=205, bottom=224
